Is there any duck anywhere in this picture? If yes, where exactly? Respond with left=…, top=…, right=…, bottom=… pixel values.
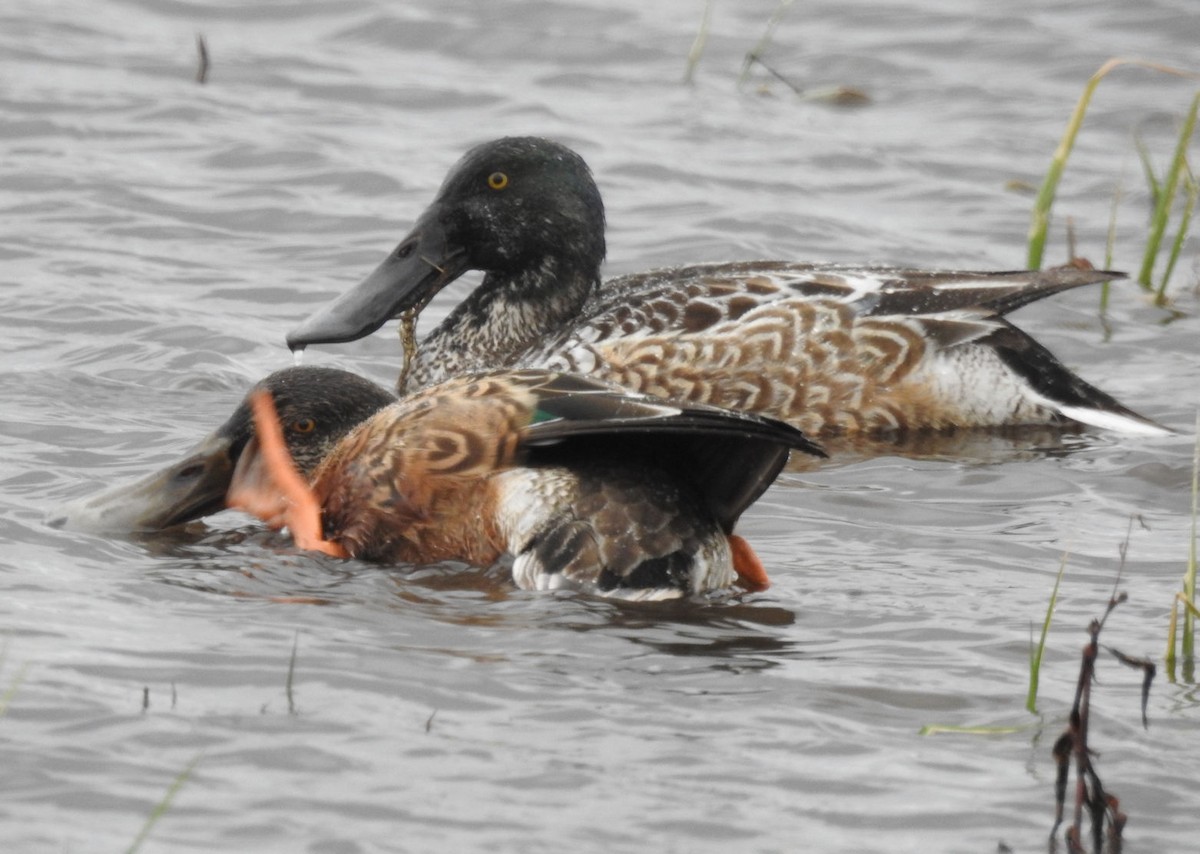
left=50, top=366, right=396, bottom=534
left=53, top=366, right=824, bottom=600
left=286, top=136, right=1167, bottom=439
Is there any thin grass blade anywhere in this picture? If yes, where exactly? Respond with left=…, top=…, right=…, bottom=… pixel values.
left=919, top=723, right=1031, bottom=736
left=683, top=0, right=713, bottom=84
left=1157, top=171, right=1197, bottom=300
left=1028, top=551, right=1069, bottom=714
left=1027, top=59, right=1200, bottom=271
left=1138, top=90, right=1200, bottom=290
left=1186, top=412, right=1199, bottom=660
left=125, top=753, right=203, bottom=854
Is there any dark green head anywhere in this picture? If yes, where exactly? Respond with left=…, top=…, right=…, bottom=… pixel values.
left=433, top=136, right=606, bottom=274
left=286, top=136, right=607, bottom=349
left=50, top=366, right=395, bottom=533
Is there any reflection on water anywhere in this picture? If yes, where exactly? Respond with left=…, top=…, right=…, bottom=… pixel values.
left=790, top=423, right=1104, bottom=472
left=141, top=523, right=804, bottom=657
left=2, top=0, right=1199, bottom=851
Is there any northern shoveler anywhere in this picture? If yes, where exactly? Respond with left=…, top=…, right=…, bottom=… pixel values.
left=53, top=366, right=824, bottom=599
left=286, top=136, right=1167, bottom=438
left=51, top=367, right=396, bottom=533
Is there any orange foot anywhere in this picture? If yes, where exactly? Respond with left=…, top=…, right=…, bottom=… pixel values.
left=729, top=534, right=770, bottom=592
left=227, top=390, right=347, bottom=558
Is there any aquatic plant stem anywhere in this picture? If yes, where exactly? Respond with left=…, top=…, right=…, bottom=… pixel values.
left=683, top=0, right=713, bottom=84
left=738, top=0, right=795, bottom=88
left=1182, top=413, right=1198, bottom=659
left=1100, top=180, right=1123, bottom=314
left=1165, top=412, right=1199, bottom=681
left=1027, top=58, right=1200, bottom=271
left=918, top=723, right=1030, bottom=736
left=0, top=662, right=29, bottom=717
left=286, top=631, right=299, bottom=716
left=125, top=753, right=203, bottom=854
left=1155, top=170, right=1197, bottom=301
left=1028, top=551, right=1069, bottom=714
left=397, top=309, right=418, bottom=392
left=1139, top=91, right=1199, bottom=294
left=1050, top=593, right=1146, bottom=849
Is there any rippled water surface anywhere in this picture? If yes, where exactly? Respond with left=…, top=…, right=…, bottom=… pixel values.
left=3, top=1, right=1200, bottom=851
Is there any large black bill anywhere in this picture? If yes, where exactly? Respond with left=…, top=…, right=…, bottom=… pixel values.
left=46, top=432, right=235, bottom=533
left=286, top=207, right=469, bottom=351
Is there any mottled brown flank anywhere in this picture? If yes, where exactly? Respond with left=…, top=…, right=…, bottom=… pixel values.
left=725, top=295, right=759, bottom=320
left=682, top=300, right=723, bottom=333
left=856, top=322, right=925, bottom=384
left=783, top=300, right=817, bottom=334
left=805, top=272, right=859, bottom=291
left=742, top=276, right=781, bottom=295
left=584, top=296, right=985, bottom=436
left=702, top=281, right=739, bottom=297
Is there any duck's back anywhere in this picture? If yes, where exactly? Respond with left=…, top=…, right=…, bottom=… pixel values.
left=522, top=262, right=1165, bottom=437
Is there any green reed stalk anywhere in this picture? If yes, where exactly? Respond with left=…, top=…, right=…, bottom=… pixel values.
left=1027, top=552, right=1069, bottom=714
left=0, top=637, right=29, bottom=717
left=918, top=723, right=1029, bottom=736
left=1139, top=91, right=1200, bottom=294
left=125, top=753, right=203, bottom=854
left=683, top=0, right=713, bottom=84
left=1134, top=133, right=1163, bottom=208
left=1027, top=59, right=1200, bottom=271
left=0, top=663, right=29, bottom=717
left=1100, top=181, right=1123, bottom=313
left=1185, top=414, right=1198, bottom=660
left=1156, top=171, right=1197, bottom=302
left=738, top=0, right=795, bottom=87
left=1028, top=62, right=1117, bottom=270
left=1166, top=414, right=1200, bottom=681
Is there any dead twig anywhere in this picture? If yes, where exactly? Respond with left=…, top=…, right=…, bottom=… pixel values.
left=1050, top=591, right=1150, bottom=853
left=196, top=34, right=209, bottom=84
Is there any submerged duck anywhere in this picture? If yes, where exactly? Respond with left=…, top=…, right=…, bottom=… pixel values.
left=55, top=366, right=824, bottom=599
left=52, top=367, right=395, bottom=533
left=287, top=136, right=1166, bottom=438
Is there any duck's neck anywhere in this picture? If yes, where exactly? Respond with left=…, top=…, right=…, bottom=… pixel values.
left=401, top=256, right=599, bottom=393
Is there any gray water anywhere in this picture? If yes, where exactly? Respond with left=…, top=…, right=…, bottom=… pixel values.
left=3, top=1, right=1199, bottom=851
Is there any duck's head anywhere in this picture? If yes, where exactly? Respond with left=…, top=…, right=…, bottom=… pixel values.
left=287, top=136, right=606, bottom=350
left=50, top=367, right=395, bottom=533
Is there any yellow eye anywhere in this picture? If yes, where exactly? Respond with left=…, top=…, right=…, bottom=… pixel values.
left=291, top=418, right=316, bottom=434
left=487, top=171, right=509, bottom=190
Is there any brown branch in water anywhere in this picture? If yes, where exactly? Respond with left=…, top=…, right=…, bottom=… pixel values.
left=1055, top=216, right=1099, bottom=271
left=1105, top=647, right=1156, bottom=730
left=743, top=54, right=870, bottom=105
left=1051, top=731, right=1072, bottom=831
left=1049, top=592, right=1146, bottom=854
left=746, top=53, right=804, bottom=95
left=196, top=34, right=209, bottom=85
